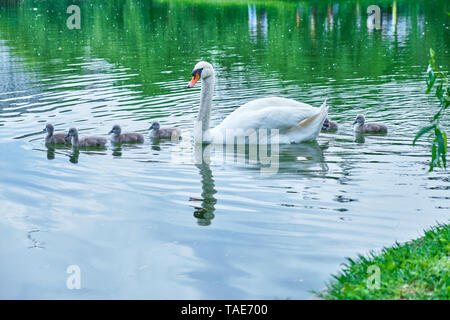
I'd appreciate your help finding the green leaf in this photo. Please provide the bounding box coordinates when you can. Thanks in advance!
[436,82,443,101]
[413,125,435,145]
[429,143,436,172]
[432,108,443,121]
[429,49,436,69]
[421,48,448,172]
[435,129,447,168]
[443,131,448,154]
[426,65,435,93]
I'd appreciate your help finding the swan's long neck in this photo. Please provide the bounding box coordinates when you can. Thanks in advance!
[197,76,214,135]
[72,134,79,146]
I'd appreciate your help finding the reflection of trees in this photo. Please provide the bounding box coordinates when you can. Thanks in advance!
[0,0,444,98]
[248,5,267,42]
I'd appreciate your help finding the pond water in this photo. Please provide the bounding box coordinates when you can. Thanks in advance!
[0,0,449,299]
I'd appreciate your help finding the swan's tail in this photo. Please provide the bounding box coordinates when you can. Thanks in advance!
[286,98,328,143]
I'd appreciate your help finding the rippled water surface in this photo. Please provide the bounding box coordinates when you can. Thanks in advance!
[0,0,449,299]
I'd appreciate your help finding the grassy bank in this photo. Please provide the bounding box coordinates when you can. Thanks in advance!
[318,224,450,300]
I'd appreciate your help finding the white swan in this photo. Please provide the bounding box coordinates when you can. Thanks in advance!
[187,61,328,144]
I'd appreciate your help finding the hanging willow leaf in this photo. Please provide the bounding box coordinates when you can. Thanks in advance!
[413,125,435,145]
[432,108,443,121]
[435,128,447,168]
[436,82,444,104]
[426,65,435,93]
[419,48,448,172]
[430,142,437,172]
[443,131,448,153]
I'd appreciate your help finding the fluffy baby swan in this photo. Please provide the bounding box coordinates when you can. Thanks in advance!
[353,115,387,133]
[65,128,107,147]
[149,121,181,139]
[43,124,71,144]
[321,118,338,131]
[109,125,144,143]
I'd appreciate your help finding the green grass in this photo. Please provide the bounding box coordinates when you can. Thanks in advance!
[317,224,450,300]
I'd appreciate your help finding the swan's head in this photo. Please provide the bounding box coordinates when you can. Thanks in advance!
[353,115,365,125]
[109,125,121,135]
[149,121,160,131]
[187,61,214,88]
[43,123,54,134]
[65,127,78,139]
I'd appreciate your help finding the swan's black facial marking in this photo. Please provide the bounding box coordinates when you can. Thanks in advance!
[353,115,365,125]
[188,68,204,88]
[149,121,160,131]
[191,68,203,77]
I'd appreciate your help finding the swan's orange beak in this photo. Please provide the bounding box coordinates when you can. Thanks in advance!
[187,73,200,88]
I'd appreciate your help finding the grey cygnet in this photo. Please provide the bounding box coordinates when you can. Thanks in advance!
[321,118,338,131]
[109,125,144,143]
[149,121,181,139]
[44,124,71,144]
[353,115,387,133]
[65,128,107,147]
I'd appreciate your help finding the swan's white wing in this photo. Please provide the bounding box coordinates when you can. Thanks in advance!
[213,97,319,132]
[214,106,314,132]
[209,97,328,144]
[234,97,317,113]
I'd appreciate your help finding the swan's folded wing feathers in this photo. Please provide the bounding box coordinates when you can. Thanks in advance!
[216,105,317,132]
[209,97,327,143]
[238,97,314,113]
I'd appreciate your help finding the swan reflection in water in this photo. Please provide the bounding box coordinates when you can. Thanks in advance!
[354,132,366,144]
[45,144,72,161]
[67,146,107,164]
[44,134,327,226]
[190,140,327,226]
[46,144,56,160]
[69,148,80,164]
[44,145,80,163]
[190,144,217,226]
[277,141,328,174]
[45,145,106,164]
[194,139,327,176]
[111,143,145,157]
[193,161,217,226]
[112,144,122,157]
